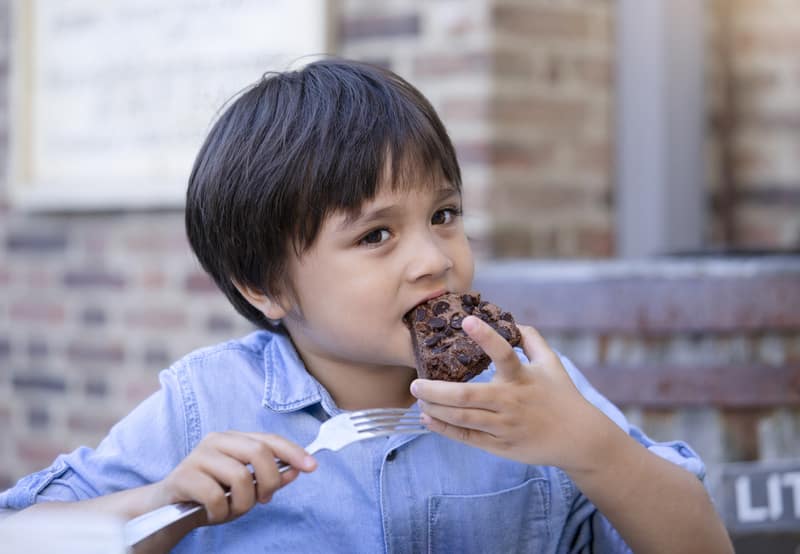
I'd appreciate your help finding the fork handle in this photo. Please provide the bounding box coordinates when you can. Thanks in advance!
[125,459,294,547]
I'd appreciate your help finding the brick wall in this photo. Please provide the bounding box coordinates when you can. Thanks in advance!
[708,0,800,251]
[0,207,256,483]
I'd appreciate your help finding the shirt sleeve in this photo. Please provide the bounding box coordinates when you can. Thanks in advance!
[554,353,707,553]
[0,367,192,510]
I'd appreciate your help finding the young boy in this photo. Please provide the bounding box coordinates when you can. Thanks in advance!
[2,59,732,553]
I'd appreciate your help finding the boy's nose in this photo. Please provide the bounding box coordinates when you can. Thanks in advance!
[406,233,453,281]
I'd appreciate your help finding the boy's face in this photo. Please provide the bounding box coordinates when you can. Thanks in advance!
[280,179,474,371]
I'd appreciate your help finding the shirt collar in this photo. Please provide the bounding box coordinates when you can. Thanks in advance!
[262,331,341,414]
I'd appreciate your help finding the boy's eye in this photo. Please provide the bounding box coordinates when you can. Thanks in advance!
[359,228,391,246]
[431,207,462,225]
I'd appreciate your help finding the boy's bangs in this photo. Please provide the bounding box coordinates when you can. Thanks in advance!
[293,126,460,254]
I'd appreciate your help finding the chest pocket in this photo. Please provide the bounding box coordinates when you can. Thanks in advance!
[427,477,551,553]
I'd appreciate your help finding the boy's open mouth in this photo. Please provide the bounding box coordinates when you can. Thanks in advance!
[407,290,448,317]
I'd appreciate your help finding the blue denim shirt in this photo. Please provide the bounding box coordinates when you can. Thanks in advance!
[1,331,705,553]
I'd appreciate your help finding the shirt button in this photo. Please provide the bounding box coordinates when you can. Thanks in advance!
[386,449,397,462]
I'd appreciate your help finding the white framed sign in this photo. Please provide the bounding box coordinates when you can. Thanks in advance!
[9,0,330,210]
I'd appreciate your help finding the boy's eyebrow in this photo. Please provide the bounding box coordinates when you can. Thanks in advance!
[338,206,398,231]
[337,186,460,231]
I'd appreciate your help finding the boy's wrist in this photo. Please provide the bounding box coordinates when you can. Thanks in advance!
[557,403,637,480]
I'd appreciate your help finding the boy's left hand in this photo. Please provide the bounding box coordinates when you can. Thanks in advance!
[410,315,604,472]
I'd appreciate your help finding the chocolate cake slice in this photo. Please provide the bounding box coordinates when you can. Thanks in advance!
[404,291,522,382]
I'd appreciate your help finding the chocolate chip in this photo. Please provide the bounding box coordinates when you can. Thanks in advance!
[429,317,446,330]
[431,344,451,354]
[432,301,450,315]
[415,308,427,321]
[424,334,442,347]
[450,316,463,329]
[457,353,471,365]
[500,312,513,322]
[461,294,475,306]
[444,327,455,337]
[498,327,512,341]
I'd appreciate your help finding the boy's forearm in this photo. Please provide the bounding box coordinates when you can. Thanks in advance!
[8,483,201,554]
[15,482,165,520]
[565,418,733,554]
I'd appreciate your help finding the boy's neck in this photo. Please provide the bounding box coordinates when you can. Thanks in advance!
[298,352,418,410]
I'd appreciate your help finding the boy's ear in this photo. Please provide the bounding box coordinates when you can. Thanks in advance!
[234,282,289,320]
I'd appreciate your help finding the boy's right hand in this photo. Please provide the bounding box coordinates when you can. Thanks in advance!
[155,431,317,524]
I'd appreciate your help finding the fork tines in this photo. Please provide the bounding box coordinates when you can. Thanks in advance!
[349,408,427,434]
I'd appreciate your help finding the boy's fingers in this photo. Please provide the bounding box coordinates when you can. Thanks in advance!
[518,325,558,367]
[199,452,256,516]
[462,315,521,381]
[418,402,500,434]
[411,379,498,410]
[189,472,229,524]
[423,414,499,452]
[225,431,317,473]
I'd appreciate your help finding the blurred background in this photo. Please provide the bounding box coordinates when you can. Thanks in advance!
[1,0,799,550]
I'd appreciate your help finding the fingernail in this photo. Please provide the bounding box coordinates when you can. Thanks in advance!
[462,315,479,332]
[303,455,316,470]
[410,381,420,396]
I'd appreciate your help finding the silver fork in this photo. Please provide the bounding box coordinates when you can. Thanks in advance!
[124,407,428,548]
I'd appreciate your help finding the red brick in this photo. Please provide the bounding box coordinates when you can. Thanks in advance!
[492,141,554,171]
[125,234,189,253]
[339,14,419,41]
[733,28,800,54]
[124,308,187,329]
[738,110,800,132]
[489,225,533,258]
[489,184,593,216]
[185,272,218,293]
[573,141,612,174]
[441,98,489,121]
[9,302,65,323]
[17,439,68,467]
[140,270,167,289]
[126,380,160,405]
[493,97,588,133]
[67,412,118,434]
[494,50,535,79]
[735,218,782,248]
[24,269,53,289]
[732,69,780,97]
[732,144,768,175]
[493,5,592,41]
[84,236,106,255]
[572,56,613,88]
[413,52,490,77]
[455,141,491,166]
[63,270,125,289]
[67,342,124,364]
[577,226,614,257]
